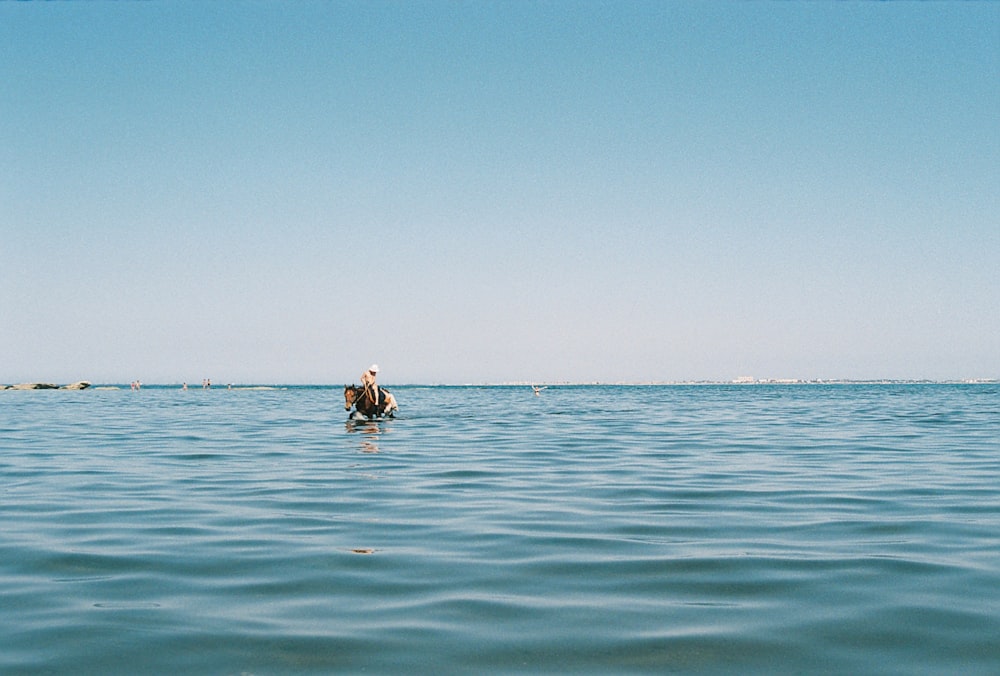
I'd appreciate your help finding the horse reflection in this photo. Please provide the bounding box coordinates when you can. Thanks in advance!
[345,419,384,453]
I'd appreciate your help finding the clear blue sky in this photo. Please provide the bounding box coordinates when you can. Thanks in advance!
[2,1,997,384]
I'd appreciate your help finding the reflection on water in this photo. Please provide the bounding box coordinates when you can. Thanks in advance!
[345,418,391,453]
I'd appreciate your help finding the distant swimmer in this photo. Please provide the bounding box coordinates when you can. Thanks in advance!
[532,385,547,396]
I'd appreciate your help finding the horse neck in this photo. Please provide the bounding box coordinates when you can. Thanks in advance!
[350,386,376,410]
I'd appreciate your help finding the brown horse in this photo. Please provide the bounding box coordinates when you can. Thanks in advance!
[344,384,397,419]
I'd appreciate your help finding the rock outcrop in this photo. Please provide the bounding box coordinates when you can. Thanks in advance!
[2,381,92,390]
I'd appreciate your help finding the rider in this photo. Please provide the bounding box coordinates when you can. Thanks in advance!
[361,364,380,409]
[361,364,399,416]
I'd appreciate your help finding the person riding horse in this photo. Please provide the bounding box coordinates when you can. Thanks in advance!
[345,364,398,419]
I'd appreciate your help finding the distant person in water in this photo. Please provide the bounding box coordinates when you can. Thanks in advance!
[361,364,398,415]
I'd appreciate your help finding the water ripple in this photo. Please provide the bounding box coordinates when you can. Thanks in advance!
[1,384,998,673]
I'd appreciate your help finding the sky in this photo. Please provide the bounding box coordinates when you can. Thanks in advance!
[2,1,998,385]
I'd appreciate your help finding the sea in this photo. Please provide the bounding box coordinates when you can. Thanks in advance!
[1,383,997,674]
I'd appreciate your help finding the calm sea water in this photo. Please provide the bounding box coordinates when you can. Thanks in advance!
[1,384,997,674]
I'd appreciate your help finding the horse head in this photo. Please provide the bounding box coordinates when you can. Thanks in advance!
[343,385,356,410]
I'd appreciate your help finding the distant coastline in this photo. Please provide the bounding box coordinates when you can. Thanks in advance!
[5,379,995,390]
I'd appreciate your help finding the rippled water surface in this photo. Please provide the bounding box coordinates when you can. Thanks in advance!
[2,384,998,674]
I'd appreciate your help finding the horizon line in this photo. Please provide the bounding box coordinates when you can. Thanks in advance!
[7,378,997,389]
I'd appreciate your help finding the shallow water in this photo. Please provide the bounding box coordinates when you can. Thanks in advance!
[1,384,998,674]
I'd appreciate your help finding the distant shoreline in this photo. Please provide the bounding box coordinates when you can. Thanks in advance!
[5,379,996,390]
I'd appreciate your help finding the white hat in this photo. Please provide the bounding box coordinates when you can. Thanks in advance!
[369,364,379,373]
